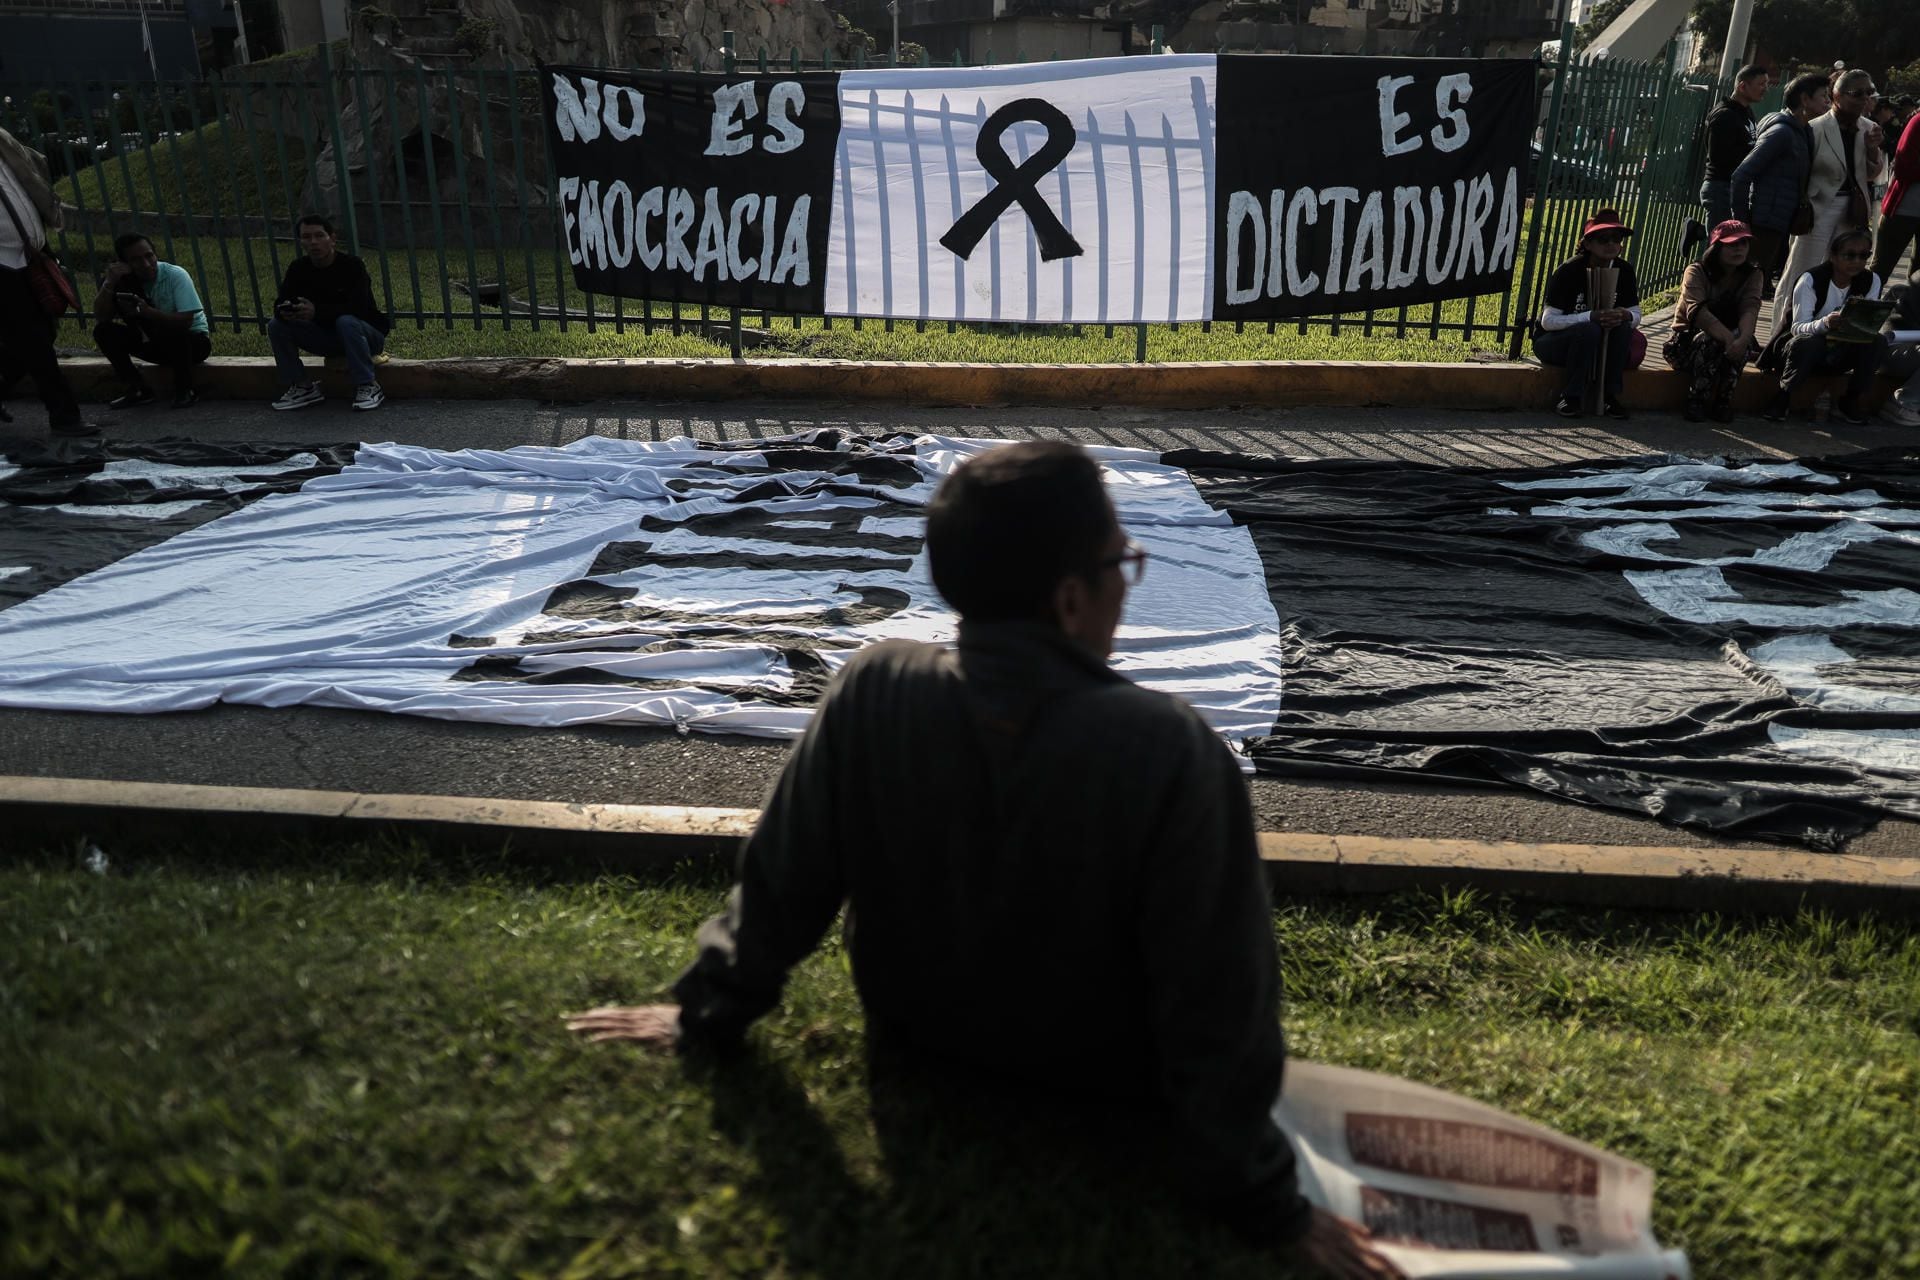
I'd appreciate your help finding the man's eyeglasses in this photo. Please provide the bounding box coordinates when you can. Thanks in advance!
[1094,541,1149,585]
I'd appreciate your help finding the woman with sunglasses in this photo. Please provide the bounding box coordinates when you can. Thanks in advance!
[1533,209,1642,419]
[1669,219,1763,422]
[1771,68,1885,335]
[1763,227,1890,424]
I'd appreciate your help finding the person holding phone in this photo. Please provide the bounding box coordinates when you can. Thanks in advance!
[90,231,211,410]
[267,214,391,412]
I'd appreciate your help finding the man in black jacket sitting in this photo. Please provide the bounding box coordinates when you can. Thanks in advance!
[566,441,1401,1280]
[267,215,392,413]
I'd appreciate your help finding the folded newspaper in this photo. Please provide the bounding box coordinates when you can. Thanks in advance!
[1278,1062,1690,1279]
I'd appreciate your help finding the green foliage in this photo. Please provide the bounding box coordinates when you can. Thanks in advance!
[454,16,499,56]
[1576,0,1634,51]
[54,120,310,220]
[1688,0,1920,79]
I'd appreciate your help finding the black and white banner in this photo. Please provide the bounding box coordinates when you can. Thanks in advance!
[542,55,1533,323]
[3,436,1917,848]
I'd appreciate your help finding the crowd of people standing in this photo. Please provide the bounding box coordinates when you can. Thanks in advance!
[1716,63,1918,426]
[1541,64,1920,427]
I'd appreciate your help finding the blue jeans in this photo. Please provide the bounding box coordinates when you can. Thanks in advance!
[268,315,386,387]
[1534,321,1629,402]
[1699,178,1731,232]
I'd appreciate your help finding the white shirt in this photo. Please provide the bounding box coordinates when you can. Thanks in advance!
[0,158,44,270]
[1789,269,1882,338]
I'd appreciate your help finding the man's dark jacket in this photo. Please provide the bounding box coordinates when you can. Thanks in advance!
[275,251,391,333]
[1731,110,1814,234]
[673,619,1310,1246]
[1703,96,1757,180]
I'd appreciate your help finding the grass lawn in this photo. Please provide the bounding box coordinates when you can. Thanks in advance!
[3,838,1915,1278]
[49,230,1505,364]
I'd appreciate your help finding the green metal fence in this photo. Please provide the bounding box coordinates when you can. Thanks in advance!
[3,27,1732,361]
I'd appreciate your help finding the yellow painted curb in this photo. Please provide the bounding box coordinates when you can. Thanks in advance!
[3,774,1912,912]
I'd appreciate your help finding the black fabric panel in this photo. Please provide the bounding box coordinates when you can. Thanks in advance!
[1211,56,1533,321]
[1176,447,1920,848]
[541,64,841,312]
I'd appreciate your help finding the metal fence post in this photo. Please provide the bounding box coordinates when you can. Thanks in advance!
[1509,22,1574,359]
[317,42,360,252]
[1628,41,1677,260]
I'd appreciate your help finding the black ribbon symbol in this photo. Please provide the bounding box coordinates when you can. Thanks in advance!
[940,98,1084,263]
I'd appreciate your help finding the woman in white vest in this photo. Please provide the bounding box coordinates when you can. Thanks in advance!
[1771,68,1885,335]
[1762,227,1889,424]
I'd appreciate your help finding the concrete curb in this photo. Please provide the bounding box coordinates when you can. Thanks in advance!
[54,354,1899,413]
[5,774,1913,914]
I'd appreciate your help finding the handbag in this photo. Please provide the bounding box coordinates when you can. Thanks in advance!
[0,177,79,318]
[1843,183,1869,230]
[1789,198,1815,235]
[1662,329,1690,370]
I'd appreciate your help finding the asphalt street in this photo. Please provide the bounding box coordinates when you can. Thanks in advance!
[2,394,1915,857]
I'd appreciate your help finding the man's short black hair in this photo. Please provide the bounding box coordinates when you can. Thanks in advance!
[297,214,335,236]
[113,232,152,260]
[1736,64,1769,84]
[1783,73,1829,110]
[926,441,1115,623]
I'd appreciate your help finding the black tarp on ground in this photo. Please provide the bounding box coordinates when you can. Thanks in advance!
[1177,447,1920,848]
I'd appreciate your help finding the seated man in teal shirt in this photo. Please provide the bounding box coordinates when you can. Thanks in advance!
[91,231,211,409]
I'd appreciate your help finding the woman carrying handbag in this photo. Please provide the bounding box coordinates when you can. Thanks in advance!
[0,126,91,437]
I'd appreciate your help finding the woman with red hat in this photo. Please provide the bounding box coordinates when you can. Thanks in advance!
[1532,208,1643,418]
[1667,219,1764,421]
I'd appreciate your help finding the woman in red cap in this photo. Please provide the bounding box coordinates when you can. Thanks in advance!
[1667,219,1764,421]
[1532,208,1643,418]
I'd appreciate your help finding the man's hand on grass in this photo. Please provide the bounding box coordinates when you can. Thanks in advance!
[565,1003,682,1048]
[1295,1207,1406,1280]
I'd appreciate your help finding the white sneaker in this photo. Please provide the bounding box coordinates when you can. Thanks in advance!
[352,382,385,412]
[1880,398,1920,427]
[272,382,323,411]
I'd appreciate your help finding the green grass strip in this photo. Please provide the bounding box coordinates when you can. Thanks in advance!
[4,840,1914,1278]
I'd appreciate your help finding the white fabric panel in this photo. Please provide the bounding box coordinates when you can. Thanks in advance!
[0,435,1283,746]
[826,56,1216,323]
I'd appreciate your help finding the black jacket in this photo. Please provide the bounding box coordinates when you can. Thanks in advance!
[673,620,1309,1247]
[1703,97,1757,181]
[276,252,391,333]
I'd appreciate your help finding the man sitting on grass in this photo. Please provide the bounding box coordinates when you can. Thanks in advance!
[267,214,391,413]
[92,232,211,410]
[568,441,1401,1280]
